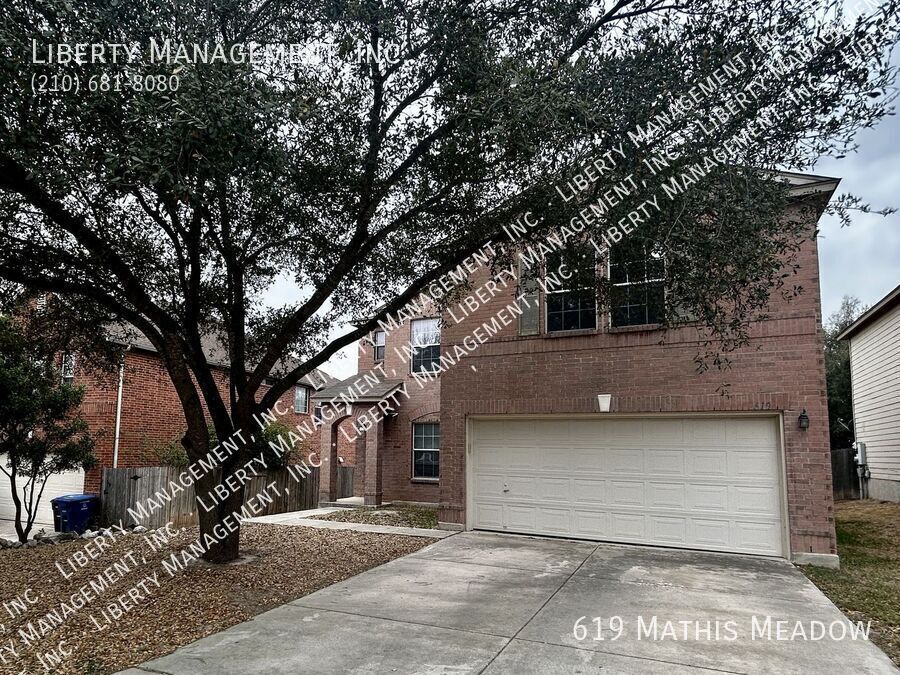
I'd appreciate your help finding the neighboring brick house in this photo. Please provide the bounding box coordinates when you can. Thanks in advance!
[76,330,334,494]
[316,172,840,567]
[11,334,335,522]
[0,327,334,525]
[314,311,441,506]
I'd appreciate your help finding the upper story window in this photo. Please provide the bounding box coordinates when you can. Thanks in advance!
[294,385,309,414]
[609,245,665,327]
[373,330,386,362]
[411,318,441,373]
[61,353,76,384]
[545,249,597,333]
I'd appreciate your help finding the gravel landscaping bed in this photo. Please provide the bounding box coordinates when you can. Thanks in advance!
[0,523,434,674]
[313,505,439,529]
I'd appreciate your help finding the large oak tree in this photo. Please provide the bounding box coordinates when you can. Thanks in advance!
[0,0,897,561]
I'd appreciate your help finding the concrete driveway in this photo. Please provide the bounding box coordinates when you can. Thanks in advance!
[124,532,897,674]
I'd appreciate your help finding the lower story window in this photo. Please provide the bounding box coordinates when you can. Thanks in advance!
[412,422,440,479]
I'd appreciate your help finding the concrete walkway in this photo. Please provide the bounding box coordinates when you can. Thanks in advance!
[122,533,897,674]
[247,508,456,539]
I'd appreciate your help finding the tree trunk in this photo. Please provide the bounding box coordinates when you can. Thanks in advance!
[192,468,244,563]
[182,406,253,564]
[7,468,31,543]
[181,421,244,564]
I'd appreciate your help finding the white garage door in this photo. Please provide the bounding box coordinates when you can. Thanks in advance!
[0,457,85,526]
[470,416,785,556]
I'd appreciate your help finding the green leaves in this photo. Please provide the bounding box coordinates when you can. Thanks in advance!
[0,314,97,538]
[0,0,897,412]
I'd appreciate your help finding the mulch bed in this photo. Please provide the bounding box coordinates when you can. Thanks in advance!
[0,523,434,674]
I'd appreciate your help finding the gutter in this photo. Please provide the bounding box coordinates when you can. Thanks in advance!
[112,346,130,468]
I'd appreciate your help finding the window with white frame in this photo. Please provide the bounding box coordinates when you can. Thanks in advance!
[313,405,323,423]
[294,385,309,413]
[609,244,665,327]
[373,329,386,362]
[61,353,76,384]
[410,318,440,373]
[545,247,598,332]
[412,422,440,479]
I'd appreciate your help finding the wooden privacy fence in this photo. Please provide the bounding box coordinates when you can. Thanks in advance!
[101,465,320,529]
[831,448,860,501]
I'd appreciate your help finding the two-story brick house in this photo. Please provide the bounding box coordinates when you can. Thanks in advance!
[317,172,840,567]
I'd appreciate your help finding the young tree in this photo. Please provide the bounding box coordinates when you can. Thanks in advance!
[0,0,897,561]
[0,315,97,542]
[824,295,865,449]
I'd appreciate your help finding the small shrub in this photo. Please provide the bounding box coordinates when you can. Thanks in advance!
[150,438,188,467]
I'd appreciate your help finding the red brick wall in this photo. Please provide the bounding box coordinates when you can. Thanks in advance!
[437,227,835,556]
[77,350,322,493]
[356,318,441,505]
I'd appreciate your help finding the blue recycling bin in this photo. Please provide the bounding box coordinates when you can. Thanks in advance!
[50,494,100,534]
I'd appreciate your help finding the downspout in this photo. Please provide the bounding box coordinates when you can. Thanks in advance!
[112,347,130,468]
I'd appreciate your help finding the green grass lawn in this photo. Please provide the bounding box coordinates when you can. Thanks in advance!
[802,500,900,666]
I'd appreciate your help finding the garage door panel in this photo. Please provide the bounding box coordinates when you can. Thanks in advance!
[648,482,686,509]
[569,449,604,471]
[647,449,685,475]
[536,507,571,534]
[650,516,688,545]
[692,518,732,548]
[501,449,541,472]
[733,521,781,552]
[473,473,505,498]
[505,476,536,499]
[731,450,778,479]
[610,512,646,539]
[473,449,506,471]
[643,419,685,444]
[470,417,785,557]
[603,420,644,444]
[727,419,778,447]
[537,477,571,501]
[688,484,729,512]
[684,419,728,445]
[473,502,503,529]
[607,448,644,473]
[731,486,780,515]
[573,478,606,504]
[573,510,608,535]
[609,480,644,506]
[506,505,536,530]
[539,447,580,472]
[687,450,728,477]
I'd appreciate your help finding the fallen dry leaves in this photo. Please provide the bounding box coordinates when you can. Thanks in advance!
[0,523,435,674]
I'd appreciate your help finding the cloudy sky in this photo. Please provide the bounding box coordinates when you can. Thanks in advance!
[814,110,900,323]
